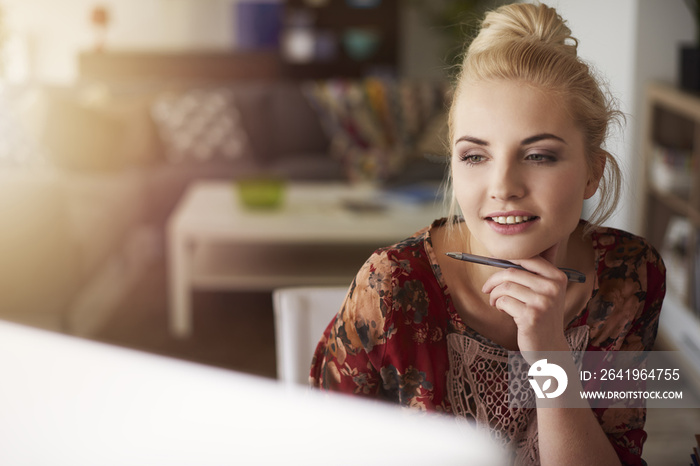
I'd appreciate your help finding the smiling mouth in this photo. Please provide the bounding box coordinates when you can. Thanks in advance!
[487,215,539,225]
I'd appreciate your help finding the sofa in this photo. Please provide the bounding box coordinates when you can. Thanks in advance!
[0,77,448,335]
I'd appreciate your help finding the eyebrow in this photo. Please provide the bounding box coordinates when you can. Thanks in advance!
[521,133,567,145]
[454,133,567,147]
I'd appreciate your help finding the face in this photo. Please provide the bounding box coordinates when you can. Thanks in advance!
[451,79,600,260]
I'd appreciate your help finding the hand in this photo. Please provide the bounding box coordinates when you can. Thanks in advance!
[481,244,570,355]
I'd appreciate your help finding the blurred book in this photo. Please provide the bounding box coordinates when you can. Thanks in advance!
[661,216,691,304]
[693,435,700,466]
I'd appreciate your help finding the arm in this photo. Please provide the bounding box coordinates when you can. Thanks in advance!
[310,253,391,397]
[592,249,666,464]
[536,254,664,466]
[483,241,665,465]
[483,253,621,465]
[534,345,623,466]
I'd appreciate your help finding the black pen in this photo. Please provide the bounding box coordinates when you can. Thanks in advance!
[445,252,586,283]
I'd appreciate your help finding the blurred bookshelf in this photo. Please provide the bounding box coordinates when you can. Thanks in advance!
[79,0,399,83]
[279,0,399,79]
[641,82,700,388]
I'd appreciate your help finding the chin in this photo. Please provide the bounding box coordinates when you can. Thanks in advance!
[483,241,549,260]
[490,249,539,261]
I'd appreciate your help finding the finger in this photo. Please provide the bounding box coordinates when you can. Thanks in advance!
[493,294,526,317]
[487,280,538,308]
[507,255,567,283]
[482,267,551,294]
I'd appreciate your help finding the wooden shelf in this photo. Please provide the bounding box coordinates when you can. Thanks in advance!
[648,82,700,122]
[78,2,400,82]
[79,50,283,82]
[648,186,700,228]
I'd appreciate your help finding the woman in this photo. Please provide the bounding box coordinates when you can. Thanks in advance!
[310,3,665,465]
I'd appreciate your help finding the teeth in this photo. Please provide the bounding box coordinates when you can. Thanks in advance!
[493,216,532,225]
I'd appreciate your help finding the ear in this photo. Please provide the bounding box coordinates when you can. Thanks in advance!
[584,151,606,200]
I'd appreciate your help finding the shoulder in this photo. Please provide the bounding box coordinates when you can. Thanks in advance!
[591,225,665,278]
[586,225,666,350]
[343,222,438,332]
[356,222,435,284]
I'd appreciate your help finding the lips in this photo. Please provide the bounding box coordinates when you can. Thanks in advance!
[484,211,539,234]
[489,215,536,225]
[485,211,539,225]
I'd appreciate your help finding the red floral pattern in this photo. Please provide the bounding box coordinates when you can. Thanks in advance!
[310,219,665,465]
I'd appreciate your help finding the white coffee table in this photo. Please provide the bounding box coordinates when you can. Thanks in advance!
[167,180,445,337]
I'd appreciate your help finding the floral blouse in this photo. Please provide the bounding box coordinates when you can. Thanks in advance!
[310,219,666,466]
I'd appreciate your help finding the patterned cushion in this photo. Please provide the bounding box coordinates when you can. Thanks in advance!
[303,78,448,182]
[303,78,447,155]
[151,88,251,163]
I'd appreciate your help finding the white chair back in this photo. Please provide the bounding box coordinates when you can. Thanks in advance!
[272,286,348,386]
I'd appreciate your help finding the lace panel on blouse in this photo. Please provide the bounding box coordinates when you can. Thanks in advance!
[446,325,590,466]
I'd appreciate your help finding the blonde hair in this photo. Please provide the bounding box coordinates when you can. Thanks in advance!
[445,2,622,234]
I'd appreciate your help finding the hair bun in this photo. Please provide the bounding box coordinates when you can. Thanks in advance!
[469,3,578,57]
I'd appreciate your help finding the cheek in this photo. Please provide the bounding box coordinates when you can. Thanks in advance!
[552,195,585,219]
[548,181,587,228]
[452,169,481,211]
[548,166,589,199]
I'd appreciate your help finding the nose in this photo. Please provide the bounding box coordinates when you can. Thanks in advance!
[489,159,526,201]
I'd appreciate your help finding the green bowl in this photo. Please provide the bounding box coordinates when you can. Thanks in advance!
[236,178,286,209]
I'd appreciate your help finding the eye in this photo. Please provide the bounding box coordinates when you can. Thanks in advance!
[458,153,487,165]
[525,152,557,164]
